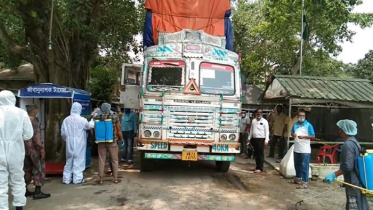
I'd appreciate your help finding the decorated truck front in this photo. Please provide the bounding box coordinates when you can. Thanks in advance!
[137,29,242,172]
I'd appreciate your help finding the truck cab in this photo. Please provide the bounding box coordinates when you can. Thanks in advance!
[121,29,242,172]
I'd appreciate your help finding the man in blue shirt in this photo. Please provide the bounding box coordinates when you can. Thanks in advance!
[290,110,315,189]
[121,108,137,167]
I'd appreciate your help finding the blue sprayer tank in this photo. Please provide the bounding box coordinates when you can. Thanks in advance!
[94,119,114,143]
[357,149,373,190]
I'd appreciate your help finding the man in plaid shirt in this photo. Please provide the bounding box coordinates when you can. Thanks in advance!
[92,103,123,184]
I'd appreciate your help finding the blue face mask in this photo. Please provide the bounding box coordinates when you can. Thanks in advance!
[124,109,130,114]
[256,116,262,120]
[35,113,40,121]
[298,118,305,123]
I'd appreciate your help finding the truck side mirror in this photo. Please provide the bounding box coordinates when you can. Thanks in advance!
[241,74,247,91]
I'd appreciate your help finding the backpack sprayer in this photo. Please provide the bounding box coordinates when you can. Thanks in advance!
[295,148,373,209]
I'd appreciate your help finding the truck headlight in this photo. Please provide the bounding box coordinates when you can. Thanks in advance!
[153,131,160,138]
[221,134,227,140]
[144,130,151,137]
[229,134,236,141]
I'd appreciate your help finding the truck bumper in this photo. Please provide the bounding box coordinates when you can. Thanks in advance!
[144,152,235,162]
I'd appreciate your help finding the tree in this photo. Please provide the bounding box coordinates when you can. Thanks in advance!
[233,0,373,86]
[0,1,142,161]
[89,65,118,102]
[348,50,373,80]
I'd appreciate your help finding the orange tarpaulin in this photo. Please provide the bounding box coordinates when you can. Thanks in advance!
[145,0,231,45]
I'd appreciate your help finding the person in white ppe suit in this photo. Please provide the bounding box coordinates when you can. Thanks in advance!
[0,90,33,210]
[61,102,92,184]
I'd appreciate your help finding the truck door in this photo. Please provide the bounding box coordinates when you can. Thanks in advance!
[120,63,143,110]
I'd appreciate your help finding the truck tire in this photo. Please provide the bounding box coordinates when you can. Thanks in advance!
[216,161,230,172]
[140,151,153,172]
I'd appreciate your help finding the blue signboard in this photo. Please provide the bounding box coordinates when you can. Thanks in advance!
[18,84,74,98]
[72,95,91,116]
[18,83,92,115]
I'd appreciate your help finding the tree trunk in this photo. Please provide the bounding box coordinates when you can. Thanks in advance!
[0,1,99,161]
[27,32,91,162]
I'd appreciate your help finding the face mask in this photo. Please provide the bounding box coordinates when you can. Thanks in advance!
[257,116,262,120]
[242,114,246,118]
[124,109,130,114]
[298,118,305,123]
[35,113,40,121]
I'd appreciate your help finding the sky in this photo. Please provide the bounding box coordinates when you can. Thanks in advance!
[128,0,373,65]
[337,0,373,64]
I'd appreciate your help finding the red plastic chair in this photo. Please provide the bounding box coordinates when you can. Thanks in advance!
[316,144,339,164]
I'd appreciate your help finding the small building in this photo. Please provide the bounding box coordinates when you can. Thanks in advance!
[242,84,274,119]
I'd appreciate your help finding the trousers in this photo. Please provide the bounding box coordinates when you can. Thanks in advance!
[121,130,134,161]
[269,135,286,158]
[24,155,44,187]
[251,138,265,171]
[98,142,118,177]
[294,152,310,184]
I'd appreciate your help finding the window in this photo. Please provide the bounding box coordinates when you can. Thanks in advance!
[199,63,235,95]
[147,61,185,91]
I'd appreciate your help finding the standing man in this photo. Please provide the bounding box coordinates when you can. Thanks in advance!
[324,120,370,210]
[92,103,123,184]
[291,110,315,189]
[240,111,251,157]
[24,105,50,200]
[268,105,287,159]
[248,109,269,173]
[0,90,33,210]
[121,108,138,167]
[61,102,92,184]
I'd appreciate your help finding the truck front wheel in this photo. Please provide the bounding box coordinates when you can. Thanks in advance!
[216,161,231,172]
[140,151,153,172]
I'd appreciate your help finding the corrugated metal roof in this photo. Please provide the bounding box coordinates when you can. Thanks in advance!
[272,75,373,103]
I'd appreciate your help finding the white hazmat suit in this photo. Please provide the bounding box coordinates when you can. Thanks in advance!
[0,90,33,210]
[61,102,92,184]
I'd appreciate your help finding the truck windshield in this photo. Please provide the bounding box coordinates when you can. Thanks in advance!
[147,61,185,91]
[199,63,235,95]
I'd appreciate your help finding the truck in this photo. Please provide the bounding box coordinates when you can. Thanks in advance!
[120,0,243,172]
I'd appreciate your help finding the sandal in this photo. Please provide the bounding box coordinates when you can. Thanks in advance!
[114,179,121,184]
[254,170,262,173]
[96,177,104,185]
[296,184,308,189]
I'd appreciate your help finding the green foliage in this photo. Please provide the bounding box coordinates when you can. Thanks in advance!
[348,50,373,80]
[89,65,118,102]
[233,0,373,86]
[0,0,142,83]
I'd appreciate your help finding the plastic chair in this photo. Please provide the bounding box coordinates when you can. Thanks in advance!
[316,144,339,164]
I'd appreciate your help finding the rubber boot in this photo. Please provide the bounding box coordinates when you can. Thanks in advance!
[33,186,51,200]
[25,187,34,197]
[16,207,23,210]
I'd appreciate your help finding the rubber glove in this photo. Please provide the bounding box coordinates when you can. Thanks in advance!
[119,140,125,149]
[324,173,336,184]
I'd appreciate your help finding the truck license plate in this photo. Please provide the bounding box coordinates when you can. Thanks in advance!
[182,151,198,161]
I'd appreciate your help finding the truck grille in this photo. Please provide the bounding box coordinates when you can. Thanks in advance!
[168,106,215,140]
